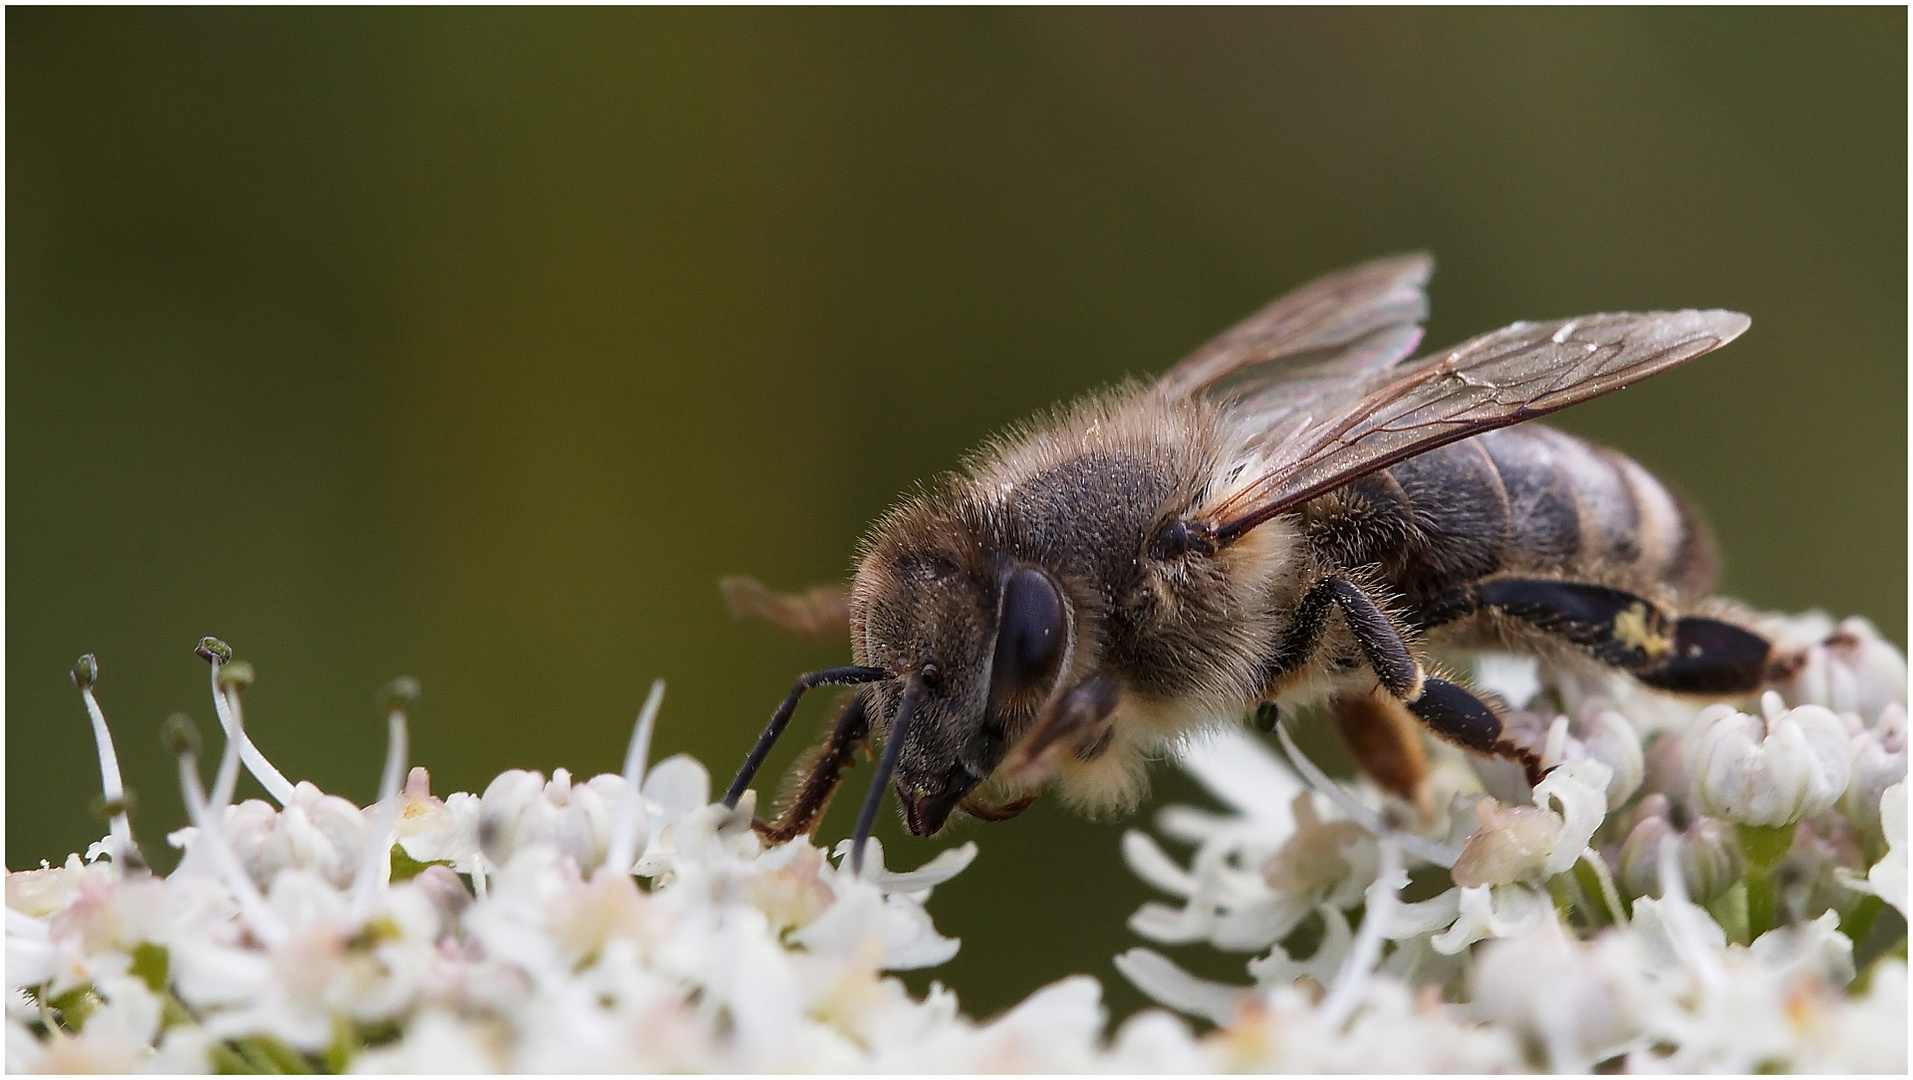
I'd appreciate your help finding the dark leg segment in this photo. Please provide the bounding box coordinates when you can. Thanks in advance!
[1325,579,1422,698]
[1265,578,1336,681]
[1406,677,1501,753]
[1268,575,1538,784]
[1430,578,1771,695]
[755,690,872,844]
[1635,617,1772,694]
[724,665,887,809]
[1472,579,1676,668]
[1009,672,1123,771]
[1407,677,1543,785]
[1270,576,1421,698]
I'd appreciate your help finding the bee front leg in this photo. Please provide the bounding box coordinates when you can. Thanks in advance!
[756,690,872,844]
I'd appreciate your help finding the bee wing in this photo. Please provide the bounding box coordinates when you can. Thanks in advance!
[1152,253,1434,413]
[1198,309,1751,542]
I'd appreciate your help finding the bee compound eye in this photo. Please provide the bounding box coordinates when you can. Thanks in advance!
[991,567,1066,700]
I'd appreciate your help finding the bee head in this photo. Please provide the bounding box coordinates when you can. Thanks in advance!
[851,533,1074,840]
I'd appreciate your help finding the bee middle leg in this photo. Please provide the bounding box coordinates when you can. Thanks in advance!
[1269,575,1545,785]
[1422,578,1773,695]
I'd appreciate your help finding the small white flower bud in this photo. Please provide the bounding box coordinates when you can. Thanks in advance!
[1766,614,1906,720]
[1868,781,1905,916]
[1639,729,1689,805]
[223,783,371,890]
[1575,709,1645,810]
[1617,811,1742,905]
[1616,814,1672,898]
[1843,703,1907,851]
[1680,817,1743,904]
[477,768,621,870]
[1824,617,1907,718]
[1685,693,1851,827]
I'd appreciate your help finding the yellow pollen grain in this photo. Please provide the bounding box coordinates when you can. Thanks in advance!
[1613,601,1673,660]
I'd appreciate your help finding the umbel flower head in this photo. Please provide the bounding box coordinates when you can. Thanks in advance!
[1115,612,1906,1072]
[7,613,1910,1073]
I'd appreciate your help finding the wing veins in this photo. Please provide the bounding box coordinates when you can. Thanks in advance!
[1202,310,1749,543]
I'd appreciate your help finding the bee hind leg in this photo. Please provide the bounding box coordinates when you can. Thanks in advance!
[1429,578,1773,696]
[1634,616,1773,694]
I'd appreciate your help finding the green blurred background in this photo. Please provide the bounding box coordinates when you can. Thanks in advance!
[9,9,1904,1021]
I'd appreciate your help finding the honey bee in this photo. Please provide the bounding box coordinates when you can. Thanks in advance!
[722,254,1775,870]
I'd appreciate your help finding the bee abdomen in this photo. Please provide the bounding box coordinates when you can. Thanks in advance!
[1306,439,1509,602]
[1305,424,1715,608]
[1477,425,1714,598]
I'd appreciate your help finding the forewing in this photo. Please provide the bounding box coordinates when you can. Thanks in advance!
[1200,309,1751,541]
[1153,253,1433,406]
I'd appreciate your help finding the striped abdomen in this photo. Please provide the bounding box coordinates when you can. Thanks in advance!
[1301,424,1717,613]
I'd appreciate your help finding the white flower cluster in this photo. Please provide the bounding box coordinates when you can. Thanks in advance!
[6,653,1120,1072]
[7,614,1908,1073]
[1118,612,1908,1072]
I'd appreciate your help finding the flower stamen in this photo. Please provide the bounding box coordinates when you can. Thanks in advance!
[71,654,142,869]
[164,713,288,946]
[351,677,417,917]
[197,637,296,805]
[1274,719,1460,868]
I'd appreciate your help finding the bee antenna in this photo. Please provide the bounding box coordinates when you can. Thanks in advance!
[723,664,888,808]
[850,669,929,875]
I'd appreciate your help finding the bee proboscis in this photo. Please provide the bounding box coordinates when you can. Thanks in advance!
[721,254,1776,871]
